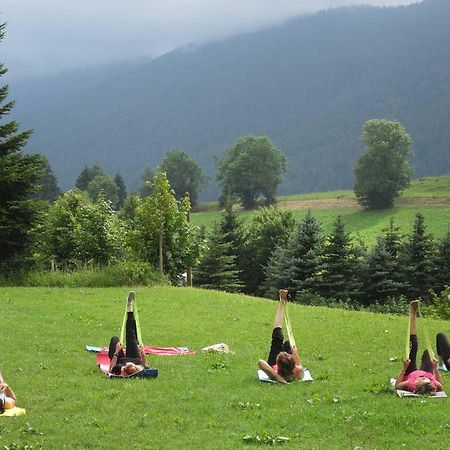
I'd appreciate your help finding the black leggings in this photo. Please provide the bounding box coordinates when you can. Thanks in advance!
[436,332,450,370]
[405,335,433,375]
[267,327,292,366]
[108,311,141,360]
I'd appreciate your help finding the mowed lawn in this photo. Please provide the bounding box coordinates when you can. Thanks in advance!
[1,287,449,449]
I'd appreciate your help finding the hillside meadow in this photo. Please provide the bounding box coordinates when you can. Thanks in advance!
[1,286,449,449]
[191,176,450,247]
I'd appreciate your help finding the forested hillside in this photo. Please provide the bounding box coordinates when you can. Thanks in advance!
[11,0,450,198]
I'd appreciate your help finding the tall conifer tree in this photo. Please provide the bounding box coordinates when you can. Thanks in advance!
[403,213,435,298]
[0,23,45,267]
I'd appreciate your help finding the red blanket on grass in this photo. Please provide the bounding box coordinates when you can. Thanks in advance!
[88,345,196,357]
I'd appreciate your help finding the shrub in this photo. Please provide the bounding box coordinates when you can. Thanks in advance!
[421,287,450,320]
[19,261,168,287]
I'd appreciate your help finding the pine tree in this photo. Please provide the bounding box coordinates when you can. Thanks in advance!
[402,213,435,298]
[431,231,450,294]
[383,217,403,258]
[288,212,324,294]
[262,211,323,298]
[114,173,127,209]
[34,157,61,202]
[218,202,246,279]
[317,216,362,301]
[195,223,243,292]
[75,164,106,190]
[0,23,45,267]
[261,245,292,299]
[364,237,407,304]
[242,206,295,295]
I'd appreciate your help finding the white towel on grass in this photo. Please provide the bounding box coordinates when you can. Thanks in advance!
[258,368,313,383]
[390,378,447,398]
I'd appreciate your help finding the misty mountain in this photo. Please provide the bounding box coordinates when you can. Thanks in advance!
[9,0,450,199]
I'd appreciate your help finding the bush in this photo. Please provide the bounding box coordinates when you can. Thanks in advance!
[16,261,168,287]
[294,290,412,316]
[421,287,450,320]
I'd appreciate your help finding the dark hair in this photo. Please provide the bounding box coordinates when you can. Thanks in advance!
[0,392,6,414]
[414,381,436,396]
[276,352,296,380]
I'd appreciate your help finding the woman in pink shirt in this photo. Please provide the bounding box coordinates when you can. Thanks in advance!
[258,289,303,384]
[395,300,443,395]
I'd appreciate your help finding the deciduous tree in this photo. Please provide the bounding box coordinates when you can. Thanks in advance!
[354,119,413,209]
[217,136,287,209]
[159,149,208,206]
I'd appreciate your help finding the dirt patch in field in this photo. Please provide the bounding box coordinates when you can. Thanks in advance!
[275,197,450,211]
[230,197,450,211]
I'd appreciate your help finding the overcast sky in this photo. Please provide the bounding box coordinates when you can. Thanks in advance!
[1,0,417,79]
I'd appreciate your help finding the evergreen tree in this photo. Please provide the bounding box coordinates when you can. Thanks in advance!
[0,23,45,267]
[75,164,106,190]
[317,216,362,300]
[218,202,246,280]
[114,173,127,209]
[402,213,435,298]
[383,217,403,258]
[34,157,61,202]
[195,223,243,293]
[363,237,407,304]
[433,231,450,293]
[242,207,295,295]
[262,211,323,299]
[261,245,292,298]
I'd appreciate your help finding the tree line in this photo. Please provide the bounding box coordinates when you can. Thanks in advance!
[3,19,446,307]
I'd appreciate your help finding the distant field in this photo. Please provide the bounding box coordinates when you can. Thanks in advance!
[1,286,449,449]
[192,175,450,245]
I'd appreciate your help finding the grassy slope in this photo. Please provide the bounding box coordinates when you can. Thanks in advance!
[1,287,449,449]
[192,175,450,246]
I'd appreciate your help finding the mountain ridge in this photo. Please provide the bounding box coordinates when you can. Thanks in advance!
[10,0,450,199]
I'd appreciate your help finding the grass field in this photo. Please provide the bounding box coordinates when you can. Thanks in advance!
[1,287,449,449]
[191,175,450,246]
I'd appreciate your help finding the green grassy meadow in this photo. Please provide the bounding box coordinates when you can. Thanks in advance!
[191,175,450,246]
[1,287,449,449]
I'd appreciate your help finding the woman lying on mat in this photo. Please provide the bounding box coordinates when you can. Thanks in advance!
[395,300,443,395]
[258,289,302,384]
[436,332,450,370]
[109,291,148,376]
[0,372,16,413]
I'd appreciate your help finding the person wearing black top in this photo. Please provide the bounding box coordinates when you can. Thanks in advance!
[108,291,148,376]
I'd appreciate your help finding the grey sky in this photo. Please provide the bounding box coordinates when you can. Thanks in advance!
[1,0,417,79]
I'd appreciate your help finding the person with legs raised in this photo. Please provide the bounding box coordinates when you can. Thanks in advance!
[258,289,302,384]
[108,291,148,376]
[395,300,443,395]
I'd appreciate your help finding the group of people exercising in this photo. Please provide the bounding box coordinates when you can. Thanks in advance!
[1,290,449,413]
[259,292,449,395]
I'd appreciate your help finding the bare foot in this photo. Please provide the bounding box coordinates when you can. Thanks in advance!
[279,289,288,303]
[410,299,419,311]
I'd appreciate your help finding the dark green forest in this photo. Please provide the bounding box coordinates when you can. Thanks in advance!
[10,0,450,199]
